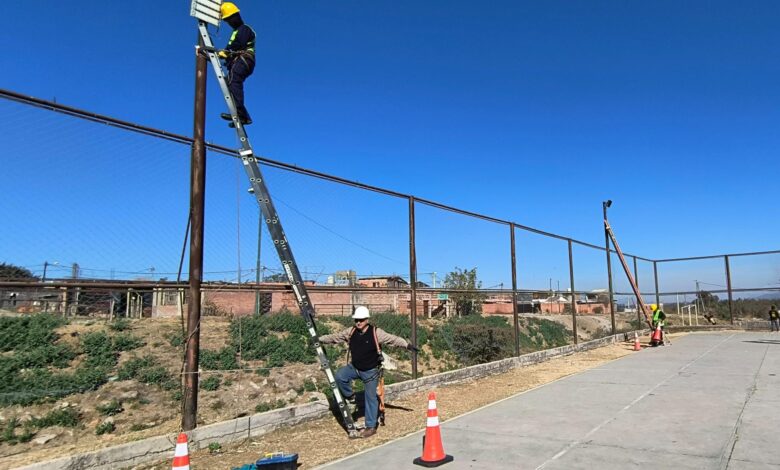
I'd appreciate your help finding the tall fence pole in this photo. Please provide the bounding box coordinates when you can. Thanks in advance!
[653,261,660,307]
[510,223,520,355]
[568,240,578,345]
[408,196,418,379]
[183,41,207,432]
[633,256,641,326]
[724,255,734,324]
[603,204,616,334]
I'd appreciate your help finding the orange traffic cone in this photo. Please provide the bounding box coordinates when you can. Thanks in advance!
[413,391,453,467]
[172,432,190,470]
[633,332,641,351]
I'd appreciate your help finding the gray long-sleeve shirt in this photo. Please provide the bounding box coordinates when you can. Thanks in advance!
[320,325,409,349]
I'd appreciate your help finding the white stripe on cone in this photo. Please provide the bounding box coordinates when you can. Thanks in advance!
[427,416,440,427]
[174,442,188,456]
[428,400,437,410]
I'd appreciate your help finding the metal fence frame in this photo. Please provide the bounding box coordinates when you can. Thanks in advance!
[2,86,779,367]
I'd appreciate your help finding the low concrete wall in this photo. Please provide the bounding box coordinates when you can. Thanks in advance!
[16,331,636,470]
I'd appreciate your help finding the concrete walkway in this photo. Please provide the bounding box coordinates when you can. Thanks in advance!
[317,332,780,469]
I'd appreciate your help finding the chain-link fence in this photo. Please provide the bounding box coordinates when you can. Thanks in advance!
[1,88,778,439]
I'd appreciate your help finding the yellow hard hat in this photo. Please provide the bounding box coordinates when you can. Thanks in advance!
[221,2,240,19]
[650,304,658,311]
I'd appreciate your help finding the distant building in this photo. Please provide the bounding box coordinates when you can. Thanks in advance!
[356,275,409,289]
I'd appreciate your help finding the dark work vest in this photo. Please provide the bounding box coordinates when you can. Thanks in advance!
[349,325,381,371]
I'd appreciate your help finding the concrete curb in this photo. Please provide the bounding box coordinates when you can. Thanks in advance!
[15,330,636,470]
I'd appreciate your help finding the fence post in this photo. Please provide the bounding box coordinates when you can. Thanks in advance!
[603,203,616,334]
[724,255,734,325]
[408,196,418,379]
[510,223,520,356]
[633,256,641,327]
[653,261,660,308]
[568,240,578,345]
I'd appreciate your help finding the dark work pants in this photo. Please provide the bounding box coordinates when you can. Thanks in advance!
[227,55,255,122]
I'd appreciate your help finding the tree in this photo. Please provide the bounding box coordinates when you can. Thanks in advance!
[443,267,486,316]
[263,272,288,283]
[695,291,720,309]
[0,263,36,281]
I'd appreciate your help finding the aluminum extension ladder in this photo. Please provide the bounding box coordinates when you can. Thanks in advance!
[196,20,361,438]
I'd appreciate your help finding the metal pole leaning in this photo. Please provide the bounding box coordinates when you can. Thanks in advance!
[604,221,653,327]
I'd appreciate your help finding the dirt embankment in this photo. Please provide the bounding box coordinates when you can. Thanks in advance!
[137,337,653,469]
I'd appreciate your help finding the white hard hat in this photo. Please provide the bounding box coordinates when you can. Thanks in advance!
[352,306,370,320]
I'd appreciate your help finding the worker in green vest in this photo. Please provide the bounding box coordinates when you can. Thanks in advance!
[651,304,666,346]
[218,2,256,127]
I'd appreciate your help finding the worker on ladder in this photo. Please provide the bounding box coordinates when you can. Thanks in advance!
[218,2,255,127]
[650,304,666,346]
[319,306,417,438]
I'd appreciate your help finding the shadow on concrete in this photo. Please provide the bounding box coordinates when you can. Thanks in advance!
[743,339,780,345]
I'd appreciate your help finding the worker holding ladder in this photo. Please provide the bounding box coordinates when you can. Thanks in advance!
[320,306,418,438]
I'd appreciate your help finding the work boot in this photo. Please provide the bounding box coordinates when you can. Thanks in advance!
[361,427,377,438]
[228,117,252,128]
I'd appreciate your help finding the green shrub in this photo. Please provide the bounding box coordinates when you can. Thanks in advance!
[117,355,176,390]
[267,335,315,367]
[200,347,238,371]
[208,442,222,453]
[534,318,569,348]
[118,355,156,381]
[230,312,331,365]
[33,406,81,428]
[95,421,115,435]
[0,364,109,407]
[201,376,221,391]
[0,314,67,352]
[81,331,118,368]
[0,344,76,376]
[96,400,124,416]
[0,418,35,445]
[165,330,185,348]
[108,318,131,331]
[255,402,271,413]
[430,316,514,366]
[113,333,145,351]
[137,366,176,390]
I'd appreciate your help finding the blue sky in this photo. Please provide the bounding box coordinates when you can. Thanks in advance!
[1,1,779,294]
